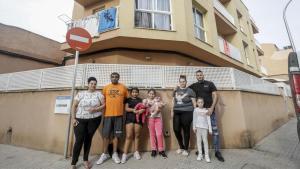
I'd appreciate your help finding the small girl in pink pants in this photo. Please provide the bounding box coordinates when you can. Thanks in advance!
[146,89,167,158]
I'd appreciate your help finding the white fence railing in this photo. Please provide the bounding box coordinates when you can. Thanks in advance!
[0,64,281,95]
[213,0,235,25]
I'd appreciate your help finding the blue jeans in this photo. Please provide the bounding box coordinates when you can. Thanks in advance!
[211,112,220,152]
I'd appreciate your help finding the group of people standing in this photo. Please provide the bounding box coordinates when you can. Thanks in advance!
[70,70,224,169]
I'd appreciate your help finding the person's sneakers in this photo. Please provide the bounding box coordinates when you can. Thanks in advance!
[151,150,157,157]
[121,153,127,164]
[159,151,168,159]
[176,149,183,154]
[215,151,225,162]
[112,152,121,164]
[195,149,205,155]
[205,155,211,163]
[182,150,189,156]
[96,153,110,165]
[197,155,203,161]
[134,151,141,160]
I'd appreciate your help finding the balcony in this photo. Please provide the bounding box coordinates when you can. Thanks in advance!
[218,36,242,62]
[75,0,99,7]
[250,16,259,34]
[220,0,231,3]
[62,7,120,53]
[213,0,237,35]
[255,39,264,56]
[61,2,259,76]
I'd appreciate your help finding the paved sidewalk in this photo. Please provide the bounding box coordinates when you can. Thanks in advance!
[1,119,299,169]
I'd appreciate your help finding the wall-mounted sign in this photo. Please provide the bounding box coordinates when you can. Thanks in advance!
[54,96,71,114]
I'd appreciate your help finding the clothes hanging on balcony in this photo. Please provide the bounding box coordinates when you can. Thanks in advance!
[223,39,231,56]
[84,16,99,37]
[98,7,117,33]
[68,15,99,37]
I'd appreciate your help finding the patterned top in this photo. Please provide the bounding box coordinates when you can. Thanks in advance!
[75,91,104,119]
[147,98,164,118]
[193,108,212,133]
[173,87,196,112]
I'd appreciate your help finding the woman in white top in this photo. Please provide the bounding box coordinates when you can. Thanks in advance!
[71,77,105,169]
[193,97,212,163]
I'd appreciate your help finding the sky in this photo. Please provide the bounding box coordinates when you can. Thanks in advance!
[0,0,73,43]
[0,0,299,51]
[243,0,300,50]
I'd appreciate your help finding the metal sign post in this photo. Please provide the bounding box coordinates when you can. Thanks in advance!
[63,27,92,158]
[64,50,79,158]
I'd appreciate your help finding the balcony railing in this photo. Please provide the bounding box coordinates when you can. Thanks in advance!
[0,64,280,95]
[75,0,99,7]
[255,38,262,50]
[218,36,242,62]
[250,15,259,33]
[213,0,235,25]
[67,7,119,38]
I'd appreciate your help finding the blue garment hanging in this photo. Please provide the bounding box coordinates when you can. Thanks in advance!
[98,7,117,33]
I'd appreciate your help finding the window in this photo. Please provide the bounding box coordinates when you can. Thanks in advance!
[237,10,245,33]
[243,41,251,65]
[193,7,206,41]
[135,0,172,30]
[93,6,105,14]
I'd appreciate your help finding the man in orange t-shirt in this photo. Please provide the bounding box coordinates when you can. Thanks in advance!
[97,72,128,165]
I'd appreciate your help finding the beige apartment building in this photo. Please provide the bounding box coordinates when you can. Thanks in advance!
[62,0,263,76]
[259,43,291,82]
[1,0,295,155]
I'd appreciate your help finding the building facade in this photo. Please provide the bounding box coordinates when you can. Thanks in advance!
[62,0,263,76]
[1,0,295,155]
[0,23,65,74]
[259,43,291,82]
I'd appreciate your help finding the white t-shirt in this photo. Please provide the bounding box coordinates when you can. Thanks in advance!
[193,108,212,132]
[75,91,104,119]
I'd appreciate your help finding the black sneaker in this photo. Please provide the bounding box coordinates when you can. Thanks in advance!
[151,150,157,157]
[215,151,225,162]
[159,151,168,159]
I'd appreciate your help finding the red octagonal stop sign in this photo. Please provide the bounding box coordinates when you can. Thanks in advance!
[66,28,92,52]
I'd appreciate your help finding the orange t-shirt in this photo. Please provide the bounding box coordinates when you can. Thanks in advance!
[103,83,128,117]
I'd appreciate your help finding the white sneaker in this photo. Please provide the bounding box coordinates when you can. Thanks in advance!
[197,155,203,161]
[134,151,141,160]
[176,149,183,154]
[182,150,189,156]
[121,153,127,164]
[205,155,211,163]
[96,153,110,165]
[112,152,121,164]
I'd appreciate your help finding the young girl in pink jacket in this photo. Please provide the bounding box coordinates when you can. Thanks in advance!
[146,89,167,158]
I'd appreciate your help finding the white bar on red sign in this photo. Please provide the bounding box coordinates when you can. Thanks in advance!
[70,34,89,43]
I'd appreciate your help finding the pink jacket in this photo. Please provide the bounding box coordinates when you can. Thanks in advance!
[134,103,149,124]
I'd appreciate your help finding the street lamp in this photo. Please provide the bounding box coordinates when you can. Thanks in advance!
[283,0,297,52]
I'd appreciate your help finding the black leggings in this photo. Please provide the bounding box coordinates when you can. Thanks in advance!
[173,110,193,150]
[71,116,101,165]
